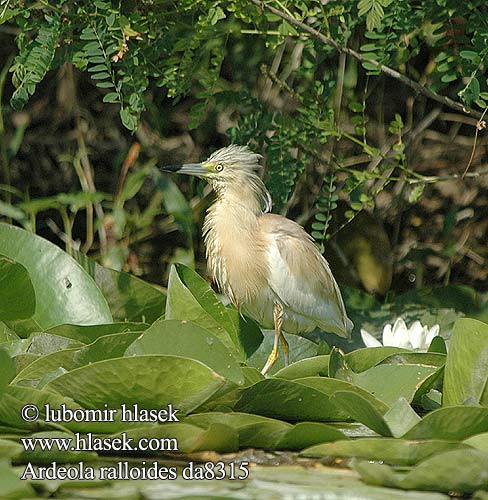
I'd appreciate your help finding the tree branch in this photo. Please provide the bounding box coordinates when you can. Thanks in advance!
[251,0,483,119]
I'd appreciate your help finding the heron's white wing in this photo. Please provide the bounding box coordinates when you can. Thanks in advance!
[259,214,353,337]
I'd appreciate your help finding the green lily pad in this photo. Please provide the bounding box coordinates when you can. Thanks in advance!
[303,438,469,465]
[403,406,488,440]
[73,331,141,366]
[443,318,488,406]
[184,411,346,450]
[11,348,78,386]
[296,376,390,414]
[464,432,488,451]
[45,355,226,414]
[74,251,166,324]
[331,391,392,436]
[345,347,410,372]
[166,264,260,361]
[24,332,84,356]
[125,319,244,385]
[380,352,446,368]
[235,378,347,421]
[274,421,347,450]
[274,355,330,379]
[383,397,421,438]
[334,363,438,406]
[0,349,15,393]
[0,256,35,321]
[354,449,488,494]
[46,322,147,344]
[0,459,35,499]
[0,223,112,330]
[0,439,23,459]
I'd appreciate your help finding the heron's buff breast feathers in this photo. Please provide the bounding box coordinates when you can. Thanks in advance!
[203,196,269,307]
[203,193,352,336]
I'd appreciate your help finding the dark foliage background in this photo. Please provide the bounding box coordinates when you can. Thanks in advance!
[1,0,487,299]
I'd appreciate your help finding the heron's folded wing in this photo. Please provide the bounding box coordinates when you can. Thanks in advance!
[260,214,353,337]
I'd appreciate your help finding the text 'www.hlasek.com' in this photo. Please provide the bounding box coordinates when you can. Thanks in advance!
[19,403,249,481]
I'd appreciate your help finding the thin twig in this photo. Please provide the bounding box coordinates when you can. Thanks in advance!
[251,0,483,119]
[462,107,488,178]
[115,142,141,204]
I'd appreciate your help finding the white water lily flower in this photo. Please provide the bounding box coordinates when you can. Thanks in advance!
[361,318,440,351]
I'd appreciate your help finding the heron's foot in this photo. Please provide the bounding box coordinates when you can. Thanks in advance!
[261,346,279,375]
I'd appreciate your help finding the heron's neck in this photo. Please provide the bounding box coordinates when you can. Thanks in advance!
[203,182,269,305]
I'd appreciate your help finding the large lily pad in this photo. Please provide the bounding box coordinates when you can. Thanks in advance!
[303,438,469,465]
[165,264,262,361]
[45,355,226,414]
[74,251,166,323]
[0,256,35,321]
[125,318,244,385]
[274,355,330,379]
[46,322,147,344]
[443,318,488,406]
[355,449,488,494]
[184,411,346,450]
[335,363,438,406]
[403,406,488,440]
[235,378,348,421]
[0,223,112,330]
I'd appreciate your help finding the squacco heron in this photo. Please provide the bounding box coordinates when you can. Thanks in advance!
[162,145,353,374]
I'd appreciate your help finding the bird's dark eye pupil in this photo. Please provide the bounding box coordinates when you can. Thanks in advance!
[216,164,223,171]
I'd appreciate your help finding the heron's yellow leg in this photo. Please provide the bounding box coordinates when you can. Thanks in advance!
[261,303,284,375]
[280,334,289,366]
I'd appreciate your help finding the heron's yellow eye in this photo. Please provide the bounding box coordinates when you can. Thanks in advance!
[215,163,224,172]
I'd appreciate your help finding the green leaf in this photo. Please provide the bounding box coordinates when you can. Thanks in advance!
[345,347,410,372]
[335,363,438,406]
[403,406,488,440]
[45,355,226,415]
[443,318,488,406]
[383,397,421,438]
[166,264,262,361]
[274,355,330,379]
[185,411,346,450]
[354,449,488,494]
[0,349,15,393]
[126,318,244,385]
[235,378,347,421]
[331,391,392,436]
[74,251,166,324]
[0,460,35,498]
[0,223,112,331]
[12,348,78,386]
[74,331,141,366]
[45,322,147,344]
[303,438,468,465]
[0,256,35,321]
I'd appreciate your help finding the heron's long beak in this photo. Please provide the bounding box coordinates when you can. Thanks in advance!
[160,163,208,177]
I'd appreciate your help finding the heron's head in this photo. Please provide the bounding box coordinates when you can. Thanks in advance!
[161,144,272,211]
[161,144,262,183]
